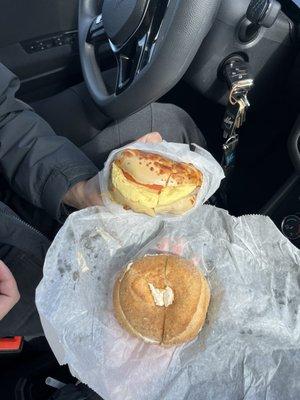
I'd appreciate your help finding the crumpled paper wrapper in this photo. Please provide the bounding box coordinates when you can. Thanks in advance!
[99,141,225,219]
[36,205,300,400]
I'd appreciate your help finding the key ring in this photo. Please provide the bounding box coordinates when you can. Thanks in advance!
[224,134,239,148]
[229,79,254,105]
[229,88,238,105]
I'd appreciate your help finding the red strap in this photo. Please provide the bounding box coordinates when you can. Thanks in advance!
[0,336,23,352]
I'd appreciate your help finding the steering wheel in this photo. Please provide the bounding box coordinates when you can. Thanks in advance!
[79,0,220,119]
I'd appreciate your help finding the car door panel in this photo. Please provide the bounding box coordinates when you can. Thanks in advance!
[0,0,81,100]
[0,0,79,47]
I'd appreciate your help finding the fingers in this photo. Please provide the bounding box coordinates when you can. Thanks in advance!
[63,175,103,209]
[136,132,162,144]
[156,238,186,256]
[84,175,103,207]
[0,260,20,320]
[156,238,200,266]
[0,260,17,295]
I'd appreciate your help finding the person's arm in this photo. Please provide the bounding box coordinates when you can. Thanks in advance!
[0,63,99,221]
[0,261,20,321]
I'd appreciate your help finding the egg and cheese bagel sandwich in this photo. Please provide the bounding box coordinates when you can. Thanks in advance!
[109,149,203,216]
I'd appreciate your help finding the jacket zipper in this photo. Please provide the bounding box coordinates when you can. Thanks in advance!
[0,207,51,246]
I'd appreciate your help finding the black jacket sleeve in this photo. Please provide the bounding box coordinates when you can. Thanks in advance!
[0,63,98,221]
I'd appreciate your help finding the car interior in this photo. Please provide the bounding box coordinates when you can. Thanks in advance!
[0,0,299,398]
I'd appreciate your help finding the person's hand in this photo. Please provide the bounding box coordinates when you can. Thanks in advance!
[156,237,200,266]
[136,132,162,144]
[63,132,163,210]
[0,260,20,320]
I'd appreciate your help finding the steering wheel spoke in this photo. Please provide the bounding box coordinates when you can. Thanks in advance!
[111,0,169,93]
[86,14,106,44]
[112,34,148,93]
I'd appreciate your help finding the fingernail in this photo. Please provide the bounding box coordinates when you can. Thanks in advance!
[147,132,162,143]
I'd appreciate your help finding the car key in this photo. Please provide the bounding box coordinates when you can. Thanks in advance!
[224,58,250,89]
[236,96,247,128]
[222,101,241,139]
[240,93,251,127]
[222,135,239,169]
[221,56,254,173]
[223,88,250,137]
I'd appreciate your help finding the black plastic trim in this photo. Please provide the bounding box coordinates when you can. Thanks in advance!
[21,31,78,54]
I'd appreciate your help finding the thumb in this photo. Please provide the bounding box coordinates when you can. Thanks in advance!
[0,260,20,320]
[136,132,163,144]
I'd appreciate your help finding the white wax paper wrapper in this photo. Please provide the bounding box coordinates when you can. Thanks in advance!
[99,141,225,218]
[36,205,300,400]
